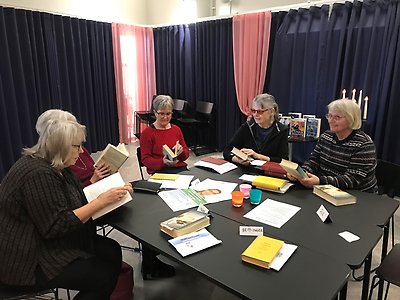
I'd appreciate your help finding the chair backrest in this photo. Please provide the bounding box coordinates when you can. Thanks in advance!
[173,99,188,120]
[195,101,214,122]
[136,147,144,180]
[376,159,400,198]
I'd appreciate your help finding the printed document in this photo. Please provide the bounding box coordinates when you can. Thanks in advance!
[191,179,237,203]
[158,189,207,212]
[244,198,301,228]
[168,229,222,257]
[194,160,237,174]
[149,174,194,189]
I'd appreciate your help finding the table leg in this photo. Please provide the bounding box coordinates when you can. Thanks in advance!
[377,224,389,300]
[339,281,348,300]
[361,252,372,300]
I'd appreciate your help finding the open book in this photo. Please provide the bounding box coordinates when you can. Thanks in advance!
[83,172,132,219]
[231,147,253,161]
[94,143,129,174]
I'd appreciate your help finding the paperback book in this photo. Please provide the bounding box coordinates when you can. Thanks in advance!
[162,144,178,160]
[313,184,357,206]
[241,235,284,269]
[289,118,307,139]
[160,210,210,238]
[279,159,307,179]
[305,118,321,139]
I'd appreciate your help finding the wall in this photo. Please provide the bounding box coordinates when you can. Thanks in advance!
[0,0,147,24]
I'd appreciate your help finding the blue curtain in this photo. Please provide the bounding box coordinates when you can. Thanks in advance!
[268,0,400,164]
[0,7,118,179]
[153,18,242,150]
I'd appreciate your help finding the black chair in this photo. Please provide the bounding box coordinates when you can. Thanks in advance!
[369,243,400,300]
[177,101,214,156]
[137,146,145,180]
[376,159,400,247]
[0,288,60,300]
[172,99,188,121]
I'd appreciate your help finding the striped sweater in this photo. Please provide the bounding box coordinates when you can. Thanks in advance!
[0,156,96,286]
[302,130,377,192]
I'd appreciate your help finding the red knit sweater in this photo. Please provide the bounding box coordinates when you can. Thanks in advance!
[69,147,95,187]
[140,124,190,174]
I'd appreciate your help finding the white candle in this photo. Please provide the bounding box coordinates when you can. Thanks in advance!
[358,90,362,108]
[352,89,356,101]
[363,96,368,120]
[342,89,346,99]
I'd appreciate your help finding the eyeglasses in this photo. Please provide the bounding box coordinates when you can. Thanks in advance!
[325,114,344,121]
[250,108,271,114]
[156,111,172,117]
[72,144,82,150]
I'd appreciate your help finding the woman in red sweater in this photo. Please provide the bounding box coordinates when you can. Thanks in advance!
[140,95,190,174]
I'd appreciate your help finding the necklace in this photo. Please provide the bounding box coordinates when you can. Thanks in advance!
[74,157,87,170]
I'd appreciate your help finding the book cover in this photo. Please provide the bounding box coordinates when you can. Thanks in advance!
[231,147,250,161]
[162,144,178,160]
[201,156,227,165]
[241,235,284,269]
[160,210,210,238]
[305,118,321,139]
[288,112,302,119]
[252,176,288,192]
[279,116,291,128]
[261,162,287,179]
[83,172,132,219]
[94,143,129,174]
[280,159,307,179]
[289,118,307,139]
[149,173,179,181]
[313,184,357,206]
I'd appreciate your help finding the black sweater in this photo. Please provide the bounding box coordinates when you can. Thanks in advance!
[223,118,289,163]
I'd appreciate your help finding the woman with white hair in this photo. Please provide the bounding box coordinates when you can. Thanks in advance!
[299,99,377,192]
[0,119,132,298]
[36,109,111,186]
[223,93,289,164]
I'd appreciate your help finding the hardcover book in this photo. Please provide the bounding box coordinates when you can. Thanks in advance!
[261,162,288,179]
[94,143,129,174]
[160,210,210,238]
[313,184,357,206]
[305,118,321,139]
[280,159,307,179]
[241,235,284,269]
[162,144,178,160]
[289,118,307,139]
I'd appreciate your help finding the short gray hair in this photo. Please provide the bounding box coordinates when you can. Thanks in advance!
[252,93,279,121]
[24,119,86,169]
[36,109,77,135]
[153,95,174,112]
[328,99,362,130]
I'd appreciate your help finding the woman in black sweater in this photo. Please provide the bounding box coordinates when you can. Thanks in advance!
[223,93,289,164]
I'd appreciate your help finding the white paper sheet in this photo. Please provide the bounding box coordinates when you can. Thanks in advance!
[270,243,298,271]
[149,174,194,189]
[244,198,301,228]
[168,229,222,257]
[339,231,360,243]
[191,179,237,203]
[158,189,207,212]
[194,160,238,174]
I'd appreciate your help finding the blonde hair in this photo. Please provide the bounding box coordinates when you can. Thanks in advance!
[36,109,77,135]
[24,119,86,169]
[252,93,280,121]
[328,99,362,130]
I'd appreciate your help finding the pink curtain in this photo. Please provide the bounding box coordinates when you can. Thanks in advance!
[112,23,156,144]
[232,12,272,115]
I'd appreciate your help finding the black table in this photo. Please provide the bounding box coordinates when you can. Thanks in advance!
[182,166,399,300]
[105,194,350,300]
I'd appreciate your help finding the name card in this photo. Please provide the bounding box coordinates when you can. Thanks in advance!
[239,226,263,236]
